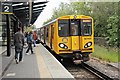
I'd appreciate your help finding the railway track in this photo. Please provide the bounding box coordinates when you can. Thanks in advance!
[81,62,114,80]
[41,42,114,80]
[63,59,114,80]
[65,62,99,79]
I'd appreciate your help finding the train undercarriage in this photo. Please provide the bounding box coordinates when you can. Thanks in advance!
[59,52,91,64]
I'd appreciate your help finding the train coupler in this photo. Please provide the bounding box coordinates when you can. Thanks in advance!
[73,53,83,64]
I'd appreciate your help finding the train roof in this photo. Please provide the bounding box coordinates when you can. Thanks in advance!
[41,15,93,28]
[42,19,57,28]
[58,15,93,19]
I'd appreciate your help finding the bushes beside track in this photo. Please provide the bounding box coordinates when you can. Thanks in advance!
[92,44,120,63]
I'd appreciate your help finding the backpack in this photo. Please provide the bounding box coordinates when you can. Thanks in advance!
[33,33,37,40]
[27,34,32,43]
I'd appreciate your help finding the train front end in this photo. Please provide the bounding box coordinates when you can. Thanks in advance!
[57,15,94,62]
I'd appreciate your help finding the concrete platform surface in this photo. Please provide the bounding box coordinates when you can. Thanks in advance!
[0,46,7,54]
[0,47,15,80]
[1,44,74,79]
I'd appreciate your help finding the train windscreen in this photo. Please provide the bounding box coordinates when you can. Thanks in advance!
[70,19,79,36]
[81,20,92,36]
[58,20,69,37]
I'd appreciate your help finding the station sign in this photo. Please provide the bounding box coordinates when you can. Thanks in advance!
[0,2,13,14]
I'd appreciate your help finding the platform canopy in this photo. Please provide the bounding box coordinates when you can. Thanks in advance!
[11,0,48,26]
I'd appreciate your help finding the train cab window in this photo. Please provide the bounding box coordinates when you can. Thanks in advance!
[70,20,79,36]
[58,20,69,37]
[81,20,92,36]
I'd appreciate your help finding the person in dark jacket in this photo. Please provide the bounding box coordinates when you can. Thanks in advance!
[26,31,34,54]
[14,27,24,64]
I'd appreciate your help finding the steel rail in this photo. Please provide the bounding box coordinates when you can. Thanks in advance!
[81,62,114,80]
[40,41,114,80]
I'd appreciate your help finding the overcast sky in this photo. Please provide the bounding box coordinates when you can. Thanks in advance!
[34,0,69,28]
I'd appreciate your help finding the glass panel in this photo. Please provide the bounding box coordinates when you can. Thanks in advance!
[41,28,44,39]
[1,15,7,46]
[58,20,69,37]
[70,20,79,36]
[46,27,49,41]
[10,18,15,45]
[51,26,54,38]
[81,20,92,36]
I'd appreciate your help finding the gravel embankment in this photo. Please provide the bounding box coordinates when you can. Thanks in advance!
[86,57,119,79]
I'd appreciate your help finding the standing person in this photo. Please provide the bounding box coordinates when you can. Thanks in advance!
[33,31,37,47]
[25,32,28,38]
[24,32,28,43]
[26,31,34,54]
[14,27,24,64]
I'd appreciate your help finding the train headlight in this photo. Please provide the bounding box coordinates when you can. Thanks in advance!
[88,42,92,46]
[60,43,64,48]
[59,43,68,49]
[84,42,92,48]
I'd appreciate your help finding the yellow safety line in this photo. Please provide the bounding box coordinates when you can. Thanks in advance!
[34,46,52,78]
[0,12,13,14]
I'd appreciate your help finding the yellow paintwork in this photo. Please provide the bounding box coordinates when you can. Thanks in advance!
[58,37,71,50]
[80,36,94,52]
[71,36,79,50]
[52,22,58,53]
[40,15,94,55]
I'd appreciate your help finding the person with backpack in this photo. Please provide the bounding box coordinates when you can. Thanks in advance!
[14,27,24,64]
[26,31,34,54]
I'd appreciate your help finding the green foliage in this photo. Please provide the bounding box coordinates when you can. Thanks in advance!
[89,2,118,37]
[43,2,91,25]
[51,2,73,19]
[31,24,36,29]
[43,19,52,25]
[25,24,36,32]
[71,2,91,15]
[92,45,119,62]
[106,15,119,47]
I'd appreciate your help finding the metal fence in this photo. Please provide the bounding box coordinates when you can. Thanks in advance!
[94,37,108,47]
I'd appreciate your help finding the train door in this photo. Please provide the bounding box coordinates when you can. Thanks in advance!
[50,24,54,49]
[40,29,41,42]
[70,19,80,50]
[44,27,46,44]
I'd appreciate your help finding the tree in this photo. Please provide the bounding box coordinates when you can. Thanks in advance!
[106,15,119,47]
[51,2,73,20]
[89,2,118,37]
[43,2,91,24]
[25,24,36,32]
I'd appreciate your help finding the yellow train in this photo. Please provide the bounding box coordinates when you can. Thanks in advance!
[39,15,94,62]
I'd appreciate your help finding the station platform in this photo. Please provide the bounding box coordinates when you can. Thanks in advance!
[1,44,74,79]
[0,46,7,54]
